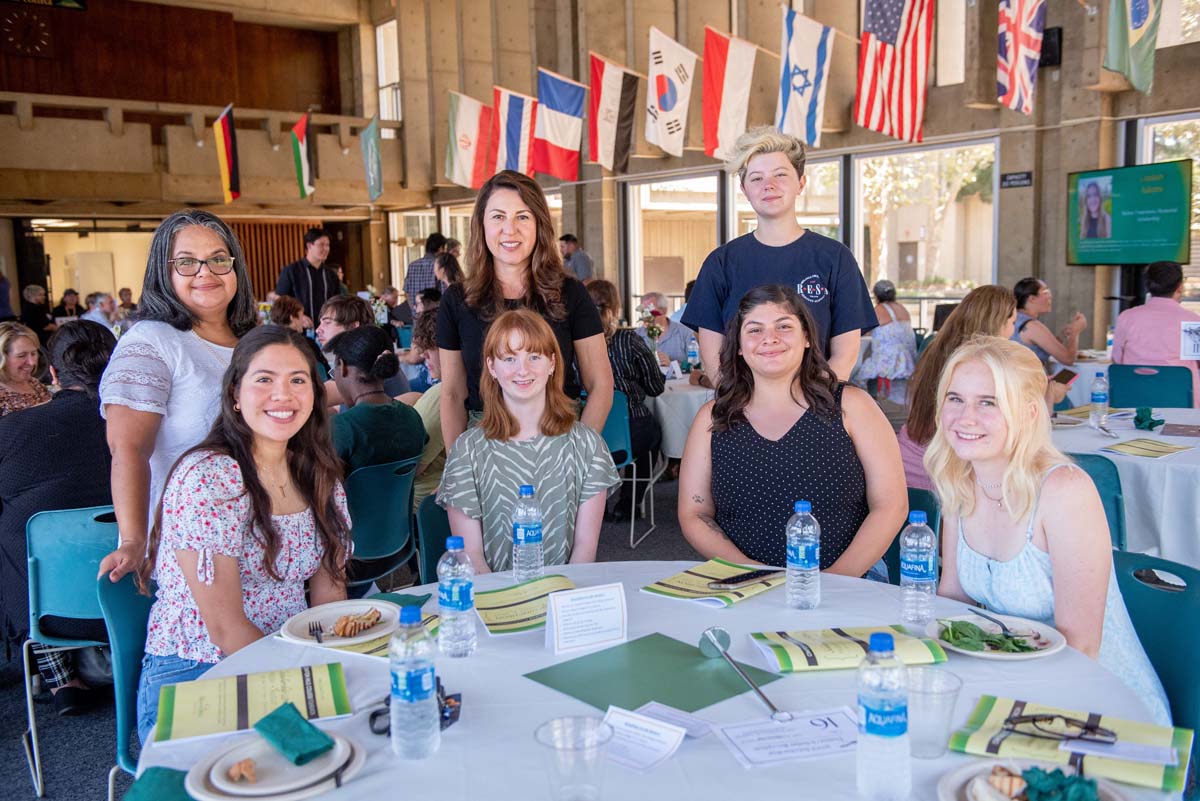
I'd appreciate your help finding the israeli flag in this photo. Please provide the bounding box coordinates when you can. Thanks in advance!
[775,8,834,147]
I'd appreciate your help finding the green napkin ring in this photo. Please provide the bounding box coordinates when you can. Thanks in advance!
[253,701,336,766]
[1134,407,1165,431]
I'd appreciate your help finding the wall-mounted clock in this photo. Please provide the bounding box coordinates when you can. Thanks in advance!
[2,8,53,59]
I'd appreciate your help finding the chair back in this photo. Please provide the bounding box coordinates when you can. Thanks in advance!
[600,389,633,469]
[416,496,452,585]
[97,574,156,775]
[344,456,421,584]
[1108,364,1194,409]
[398,326,413,349]
[883,488,943,586]
[1067,453,1127,550]
[26,506,117,646]
[917,330,935,358]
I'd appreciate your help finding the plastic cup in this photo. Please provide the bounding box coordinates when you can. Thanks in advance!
[534,716,614,801]
[907,667,963,759]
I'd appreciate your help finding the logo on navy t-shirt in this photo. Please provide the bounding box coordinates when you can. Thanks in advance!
[797,275,829,304]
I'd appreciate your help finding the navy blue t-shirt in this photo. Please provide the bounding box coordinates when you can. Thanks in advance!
[680,231,877,355]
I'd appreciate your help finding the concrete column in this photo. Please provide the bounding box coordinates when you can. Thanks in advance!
[397,0,433,191]
[429,0,462,187]
[494,0,535,93]
[460,0,497,101]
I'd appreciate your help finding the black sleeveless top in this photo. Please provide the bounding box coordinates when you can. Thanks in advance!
[710,385,868,569]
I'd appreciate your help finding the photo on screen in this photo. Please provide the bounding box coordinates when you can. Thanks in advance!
[1077,176,1112,240]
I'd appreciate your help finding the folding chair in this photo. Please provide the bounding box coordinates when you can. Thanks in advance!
[600,390,664,548]
[1067,452,1127,550]
[344,456,422,589]
[1108,364,1193,409]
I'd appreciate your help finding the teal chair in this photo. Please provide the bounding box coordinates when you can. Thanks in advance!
[883,488,942,587]
[24,505,117,797]
[1108,364,1194,409]
[917,330,935,358]
[1067,452,1127,550]
[344,455,422,588]
[96,573,155,801]
[398,325,413,349]
[1113,551,1200,798]
[416,495,452,585]
[599,390,662,548]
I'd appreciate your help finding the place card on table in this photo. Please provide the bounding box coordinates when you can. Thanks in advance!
[544,582,627,654]
[1181,321,1200,359]
[715,706,858,769]
[1160,423,1200,438]
[602,705,688,772]
[634,701,712,737]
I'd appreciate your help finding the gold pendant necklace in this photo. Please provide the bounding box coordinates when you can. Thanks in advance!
[978,482,1004,510]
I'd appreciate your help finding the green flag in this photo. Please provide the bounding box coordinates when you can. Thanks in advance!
[1103,0,1163,94]
[360,116,383,202]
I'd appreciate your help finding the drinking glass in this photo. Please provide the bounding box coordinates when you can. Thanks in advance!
[907,667,963,758]
[534,716,614,801]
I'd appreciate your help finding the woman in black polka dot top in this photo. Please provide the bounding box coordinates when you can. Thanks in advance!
[677,285,907,578]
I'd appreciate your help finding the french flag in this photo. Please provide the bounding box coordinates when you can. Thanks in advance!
[532,68,586,181]
[702,26,757,160]
[491,86,538,176]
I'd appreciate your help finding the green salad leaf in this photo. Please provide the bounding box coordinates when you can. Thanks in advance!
[1021,766,1100,801]
[937,619,1038,653]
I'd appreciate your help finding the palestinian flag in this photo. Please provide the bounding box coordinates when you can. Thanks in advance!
[290,113,316,199]
[212,104,240,204]
[588,52,638,173]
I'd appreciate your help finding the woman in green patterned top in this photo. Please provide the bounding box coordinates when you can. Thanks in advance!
[437,309,619,573]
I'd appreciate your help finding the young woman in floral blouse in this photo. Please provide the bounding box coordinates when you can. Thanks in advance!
[134,325,351,743]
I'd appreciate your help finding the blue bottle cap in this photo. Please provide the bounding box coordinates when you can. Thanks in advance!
[908,511,927,525]
[1096,371,1104,377]
[446,536,464,550]
[519,484,535,496]
[868,632,894,653]
[399,605,421,624]
[794,500,812,514]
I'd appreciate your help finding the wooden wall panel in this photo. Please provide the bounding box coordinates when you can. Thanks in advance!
[234,23,342,113]
[229,221,320,300]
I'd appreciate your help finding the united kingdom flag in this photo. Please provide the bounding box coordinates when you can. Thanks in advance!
[997,0,1047,116]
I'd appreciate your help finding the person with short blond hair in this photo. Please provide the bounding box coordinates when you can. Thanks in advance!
[0,321,50,417]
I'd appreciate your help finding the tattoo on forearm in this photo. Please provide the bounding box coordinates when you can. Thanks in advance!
[698,514,728,540]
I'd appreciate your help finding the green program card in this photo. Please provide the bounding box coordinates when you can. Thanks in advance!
[524,632,782,713]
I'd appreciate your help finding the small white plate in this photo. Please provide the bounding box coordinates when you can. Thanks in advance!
[937,759,1130,801]
[927,613,1067,661]
[209,733,350,797]
[280,600,399,647]
[185,735,364,801]
[1051,415,1085,429]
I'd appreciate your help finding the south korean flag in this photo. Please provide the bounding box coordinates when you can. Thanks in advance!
[645,26,698,158]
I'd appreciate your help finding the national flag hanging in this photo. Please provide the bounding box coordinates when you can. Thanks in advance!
[212,104,240,204]
[491,86,538,176]
[589,52,639,173]
[702,26,756,159]
[1103,0,1163,94]
[445,91,494,189]
[532,68,586,181]
[775,9,834,147]
[290,113,316,199]
[997,0,1047,115]
[645,26,698,158]
[853,0,935,143]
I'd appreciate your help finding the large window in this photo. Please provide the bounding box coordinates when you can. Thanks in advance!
[730,159,841,241]
[376,20,401,139]
[626,175,720,314]
[1157,0,1200,48]
[387,210,437,290]
[854,141,996,329]
[1142,113,1200,310]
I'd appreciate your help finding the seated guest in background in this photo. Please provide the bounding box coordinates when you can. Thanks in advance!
[81,292,118,330]
[670,280,696,326]
[0,321,50,418]
[1011,277,1086,367]
[381,285,412,328]
[19,284,57,344]
[0,321,116,715]
[331,264,349,296]
[135,326,350,744]
[852,279,917,402]
[445,238,462,260]
[434,252,464,290]
[51,288,85,320]
[117,287,137,316]
[637,291,691,366]
[1113,261,1200,407]
[315,294,374,350]
[399,310,447,512]
[928,336,1169,724]
[438,310,618,573]
[588,279,665,522]
[678,285,905,579]
[398,289,442,392]
[270,294,330,379]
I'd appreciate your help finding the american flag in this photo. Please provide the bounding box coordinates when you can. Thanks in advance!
[853,0,935,143]
[997,0,1046,115]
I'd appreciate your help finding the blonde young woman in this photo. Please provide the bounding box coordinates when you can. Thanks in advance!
[927,336,1169,724]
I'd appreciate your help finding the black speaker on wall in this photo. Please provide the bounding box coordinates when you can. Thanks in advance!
[1039,27,1062,68]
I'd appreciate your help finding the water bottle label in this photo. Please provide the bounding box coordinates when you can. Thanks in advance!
[1091,391,1107,404]
[859,701,907,737]
[392,665,436,702]
[786,542,819,570]
[513,521,543,545]
[438,578,474,611]
[900,555,937,581]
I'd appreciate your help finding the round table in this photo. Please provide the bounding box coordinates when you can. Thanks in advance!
[138,562,1171,800]
[650,379,713,459]
[1053,408,1200,567]
[1053,355,1111,409]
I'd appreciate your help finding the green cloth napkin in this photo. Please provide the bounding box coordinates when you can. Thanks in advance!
[253,702,335,766]
[1135,407,1165,431]
[123,766,191,801]
[369,592,431,607]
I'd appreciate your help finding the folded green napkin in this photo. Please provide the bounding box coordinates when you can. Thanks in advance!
[253,702,335,766]
[369,592,431,607]
[123,766,191,801]
[1135,407,1165,431]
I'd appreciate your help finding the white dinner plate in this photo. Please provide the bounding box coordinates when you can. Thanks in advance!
[185,735,364,801]
[937,759,1130,801]
[280,600,399,647]
[209,733,350,797]
[927,613,1067,661]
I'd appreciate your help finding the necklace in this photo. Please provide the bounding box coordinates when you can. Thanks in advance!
[353,389,389,404]
[192,330,231,366]
[977,480,1004,510]
[261,466,290,499]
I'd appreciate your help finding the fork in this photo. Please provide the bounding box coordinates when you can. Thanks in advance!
[308,621,325,644]
[968,607,1018,637]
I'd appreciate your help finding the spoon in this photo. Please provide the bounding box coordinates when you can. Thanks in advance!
[699,626,792,722]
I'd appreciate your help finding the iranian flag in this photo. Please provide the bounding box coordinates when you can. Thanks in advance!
[588,52,638,173]
[290,113,316,199]
[702,26,756,160]
[445,91,495,189]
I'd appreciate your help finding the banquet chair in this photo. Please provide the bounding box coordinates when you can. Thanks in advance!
[23,505,117,797]
[882,488,942,587]
[344,456,421,590]
[398,325,413,349]
[1067,452,1127,550]
[96,573,156,801]
[416,495,452,585]
[600,390,664,549]
[1113,551,1200,799]
[1107,365,1194,409]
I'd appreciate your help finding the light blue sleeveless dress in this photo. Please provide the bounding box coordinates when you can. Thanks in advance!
[956,465,1171,725]
[1010,311,1051,367]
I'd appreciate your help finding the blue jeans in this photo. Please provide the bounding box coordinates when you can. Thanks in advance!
[136,653,211,745]
[863,559,890,584]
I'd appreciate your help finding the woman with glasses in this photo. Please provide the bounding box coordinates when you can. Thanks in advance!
[98,210,257,585]
[927,336,1169,724]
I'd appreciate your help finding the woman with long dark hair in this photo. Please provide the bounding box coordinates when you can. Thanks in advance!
[134,325,350,744]
[678,285,905,577]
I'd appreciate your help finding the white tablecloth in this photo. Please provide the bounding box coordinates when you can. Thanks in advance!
[139,562,1171,800]
[1062,357,1112,408]
[650,379,713,459]
[1053,408,1200,567]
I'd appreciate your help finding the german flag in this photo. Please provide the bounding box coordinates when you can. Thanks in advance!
[212,104,240,204]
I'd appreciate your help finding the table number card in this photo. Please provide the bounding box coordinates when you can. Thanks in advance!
[1182,321,1200,360]
[602,706,688,772]
[544,582,627,655]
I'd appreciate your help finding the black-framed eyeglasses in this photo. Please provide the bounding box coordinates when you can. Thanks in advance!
[169,256,236,276]
[1001,713,1117,745]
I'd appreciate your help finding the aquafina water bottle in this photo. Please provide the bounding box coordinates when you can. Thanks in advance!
[899,511,937,631]
[437,536,477,657]
[389,605,440,759]
[856,633,911,800]
[686,334,701,371]
[512,484,545,583]
[785,500,820,609]
[1089,371,1109,428]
